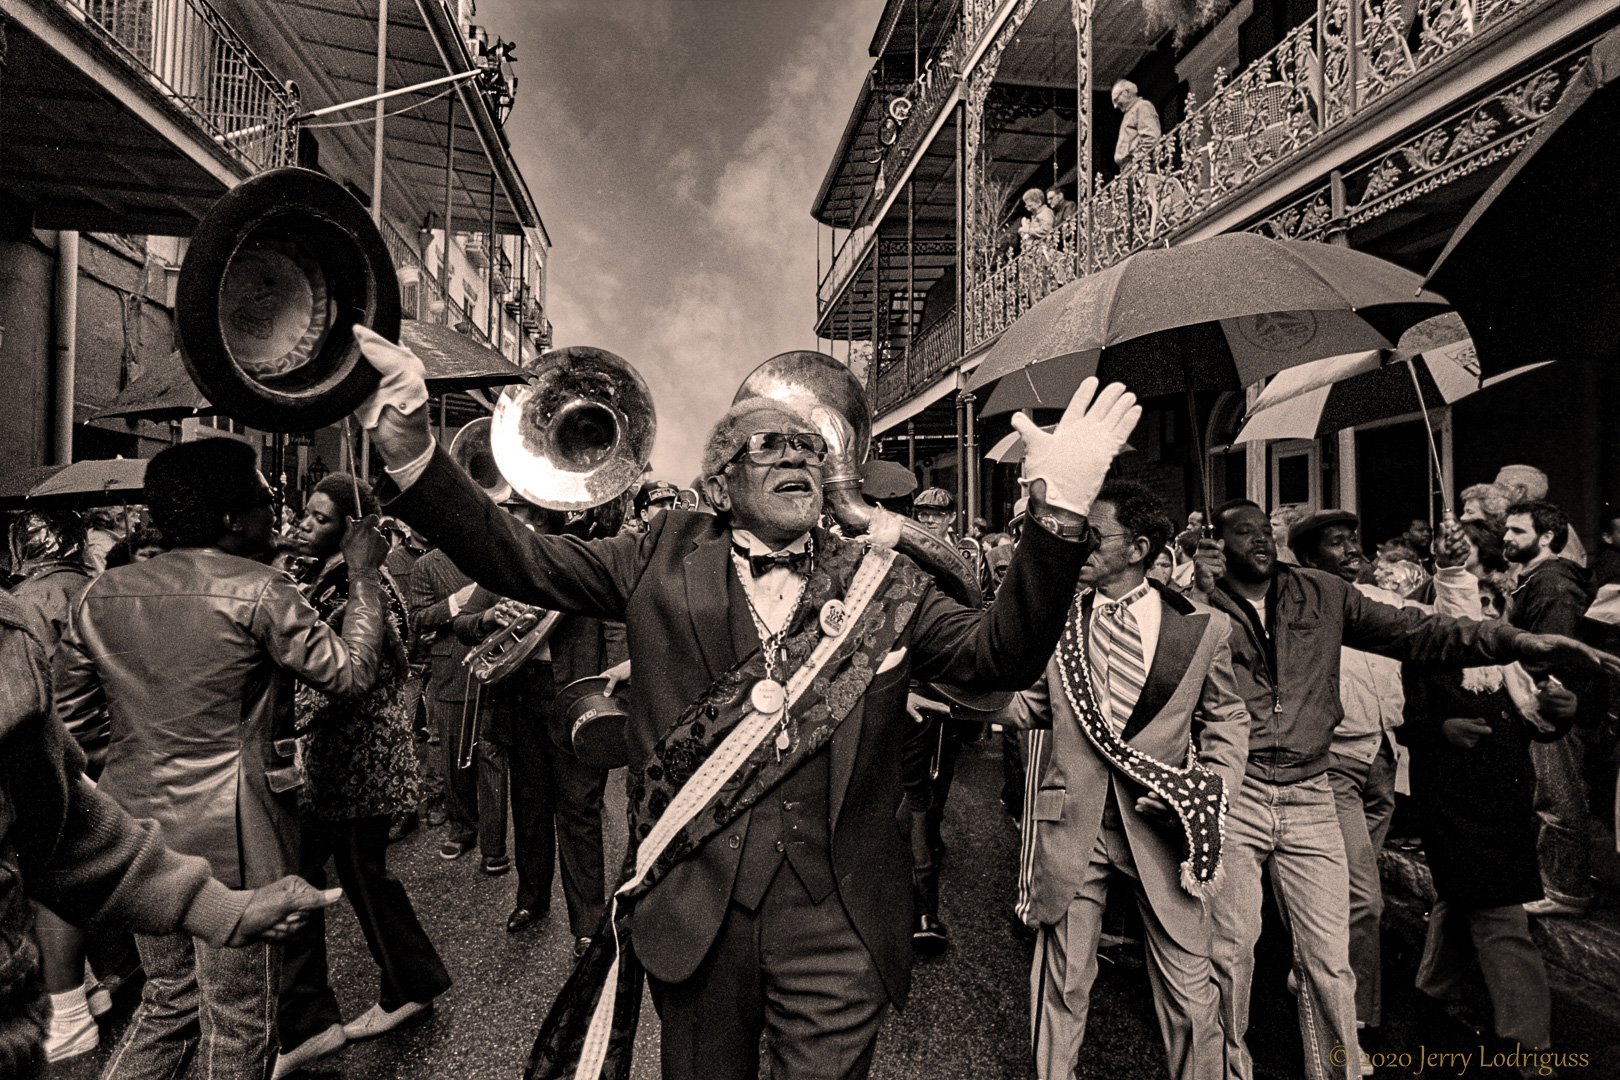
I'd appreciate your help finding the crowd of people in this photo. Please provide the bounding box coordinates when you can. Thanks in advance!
[3,337,1618,1080]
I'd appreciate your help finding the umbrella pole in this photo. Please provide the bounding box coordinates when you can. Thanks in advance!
[342,417,364,519]
[1186,389,1213,517]
[1403,356,1451,518]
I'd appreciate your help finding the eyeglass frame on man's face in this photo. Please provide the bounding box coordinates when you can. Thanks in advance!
[728,432,829,467]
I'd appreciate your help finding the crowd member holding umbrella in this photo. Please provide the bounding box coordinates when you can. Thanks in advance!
[8,508,106,1063]
[1192,500,1618,1080]
[1403,519,1573,1067]
[276,474,450,1075]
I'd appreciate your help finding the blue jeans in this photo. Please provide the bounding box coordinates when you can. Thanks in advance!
[1327,740,1396,1028]
[1209,774,1358,1080]
[100,932,279,1080]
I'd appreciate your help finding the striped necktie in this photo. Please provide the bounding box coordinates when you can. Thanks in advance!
[1091,583,1150,736]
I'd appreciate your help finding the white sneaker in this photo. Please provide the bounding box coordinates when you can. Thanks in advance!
[342,1000,429,1041]
[43,1006,98,1062]
[272,1022,346,1079]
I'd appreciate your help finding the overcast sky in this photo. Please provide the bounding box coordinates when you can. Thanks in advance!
[474,0,882,484]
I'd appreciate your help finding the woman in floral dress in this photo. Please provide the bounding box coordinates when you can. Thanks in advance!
[275,474,451,1076]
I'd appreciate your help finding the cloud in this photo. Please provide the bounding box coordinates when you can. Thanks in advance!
[490,0,881,483]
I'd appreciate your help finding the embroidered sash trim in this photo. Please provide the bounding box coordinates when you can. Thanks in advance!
[1050,601,1228,899]
[526,541,919,1080]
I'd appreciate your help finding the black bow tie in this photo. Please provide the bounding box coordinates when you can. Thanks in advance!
[736,546,810,577]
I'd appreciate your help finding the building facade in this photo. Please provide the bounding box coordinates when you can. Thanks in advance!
[813,0,1619,544]
[0,0,550,507]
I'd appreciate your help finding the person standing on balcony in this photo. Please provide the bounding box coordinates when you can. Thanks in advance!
[1018,189,1056,252]
[1046,187,1078,231]
[1112,80,1161,168]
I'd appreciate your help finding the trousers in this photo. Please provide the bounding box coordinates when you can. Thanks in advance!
[649,865,889,1080]
[1209,774,1358,1080]
[1415,900,1551,1048]
[1031,823,1224,1080]
[1529,722,1614,903]
[488,662,608,934]
[100,933,278,1080]
[278,813,451,1047]
[1326,739,1396,1028]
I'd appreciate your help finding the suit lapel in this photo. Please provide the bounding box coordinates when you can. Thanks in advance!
[1120,596,1208,743]
[684,534,739,680]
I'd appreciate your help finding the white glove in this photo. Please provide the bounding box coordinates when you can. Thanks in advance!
[448,582,477,617]
[353,325,429,428]
[1010,377,1140,516]
[354,326,433,473]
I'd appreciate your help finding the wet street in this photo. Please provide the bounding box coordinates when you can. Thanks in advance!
[54,734,1620,1079]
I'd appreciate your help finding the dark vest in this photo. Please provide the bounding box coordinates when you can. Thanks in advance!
[723,558,836,907]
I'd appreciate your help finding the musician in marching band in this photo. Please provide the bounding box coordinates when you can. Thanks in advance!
[354,323,1140,1080]
[455,499,628,950]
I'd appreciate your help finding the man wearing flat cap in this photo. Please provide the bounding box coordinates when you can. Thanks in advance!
[1288,508,1411,1047]
[352,325,1141,1080]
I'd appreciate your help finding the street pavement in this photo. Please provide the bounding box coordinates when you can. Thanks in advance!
[53,734,1620,1079]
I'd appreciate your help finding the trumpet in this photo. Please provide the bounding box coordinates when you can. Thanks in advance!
[463,603,564,685]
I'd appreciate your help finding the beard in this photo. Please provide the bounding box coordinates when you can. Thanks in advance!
[1505,538,1541,565]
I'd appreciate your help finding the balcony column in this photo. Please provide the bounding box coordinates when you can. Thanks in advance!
[907,420,917,474]
[1071,0,1093,200]
[954,389,967,534]
[371,0,389,226]
[442,99,456,311]
[906,181,916,388]
[869,238,882,412]
[964,391,979,532]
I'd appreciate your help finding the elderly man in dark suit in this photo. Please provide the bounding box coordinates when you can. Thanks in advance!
[352,327,1141,1080]
[1010,480,1249,1080]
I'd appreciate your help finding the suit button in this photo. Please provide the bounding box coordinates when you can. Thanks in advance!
[775,840,786,853]
[727,835,740,849]
[707,705,718,719]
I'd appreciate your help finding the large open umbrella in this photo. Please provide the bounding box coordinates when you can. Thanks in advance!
[1233,344,1549,442]
[0,458,149,509]
[970,233,1448,412]
[1426,28,1620,377]
[93,320,529,422]
[966,232,1448,507]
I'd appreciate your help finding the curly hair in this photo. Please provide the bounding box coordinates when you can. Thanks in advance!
[1460,482,1512,528]
[1507,499,1569,554]
[1460,519,1508,573]
[1095,479,1175,568]
[144,439,264,548]
[312,472,379,520]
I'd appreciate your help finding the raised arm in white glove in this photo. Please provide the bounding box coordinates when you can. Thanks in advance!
[354,325,434,479]
[1009,376,1141,517]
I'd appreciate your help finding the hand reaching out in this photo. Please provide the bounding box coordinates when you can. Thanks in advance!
[227,875,342,947]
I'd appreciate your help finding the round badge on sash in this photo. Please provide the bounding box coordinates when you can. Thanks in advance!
[751,678,786,715]
[819,599,849,637]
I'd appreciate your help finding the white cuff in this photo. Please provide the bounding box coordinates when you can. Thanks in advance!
[385,438,436,493]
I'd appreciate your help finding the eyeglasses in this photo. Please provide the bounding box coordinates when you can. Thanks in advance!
[730,432,829,467]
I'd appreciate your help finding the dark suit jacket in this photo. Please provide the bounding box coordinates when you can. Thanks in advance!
[386,446,1089,1004]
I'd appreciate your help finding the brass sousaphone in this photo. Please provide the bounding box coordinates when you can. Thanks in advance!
[449,347,655,766]
[735,352,1010,713]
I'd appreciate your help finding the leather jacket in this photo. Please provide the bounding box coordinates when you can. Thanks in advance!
[54,548,388,888]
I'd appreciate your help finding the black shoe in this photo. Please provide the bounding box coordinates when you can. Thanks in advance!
[387,812,419,843]
[913,913,948,956]
[482,855,511,876]
[506,906,546,933]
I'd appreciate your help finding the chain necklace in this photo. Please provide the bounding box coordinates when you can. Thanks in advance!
[733,535,814,761]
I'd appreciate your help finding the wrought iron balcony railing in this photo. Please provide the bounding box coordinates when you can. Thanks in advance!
[382,218,497,350]
[63,0,298,173]
[964,0,1552,352]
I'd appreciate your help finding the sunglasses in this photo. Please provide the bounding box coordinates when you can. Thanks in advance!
[730,432,829,466]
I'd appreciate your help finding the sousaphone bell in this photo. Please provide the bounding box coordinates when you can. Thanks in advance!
[490,346,656,510]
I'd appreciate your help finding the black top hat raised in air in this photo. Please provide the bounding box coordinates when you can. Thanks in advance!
[177,167,400,433]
